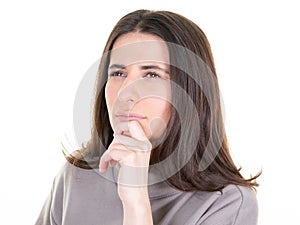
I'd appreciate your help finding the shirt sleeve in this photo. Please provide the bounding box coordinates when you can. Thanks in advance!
[35,180,54,225]
[199,185,258,225]
[35,164,67,225]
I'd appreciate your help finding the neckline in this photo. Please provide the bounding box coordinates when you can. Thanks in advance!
[74,162,182,199]
[147,180,181,199]
[109,165,181,199]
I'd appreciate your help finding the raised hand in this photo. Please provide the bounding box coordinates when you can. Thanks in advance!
[99,120,153,224]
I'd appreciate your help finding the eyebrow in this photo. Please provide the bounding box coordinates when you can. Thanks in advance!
[108,64,169,74]
[109,64,125,70]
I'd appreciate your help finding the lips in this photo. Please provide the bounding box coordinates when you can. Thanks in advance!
[115,112,147,122]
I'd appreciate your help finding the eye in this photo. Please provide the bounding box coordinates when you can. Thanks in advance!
[144,72,161,79]
[109,71,127,78]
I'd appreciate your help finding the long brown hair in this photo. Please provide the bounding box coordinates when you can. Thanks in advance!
[64,9,261,192]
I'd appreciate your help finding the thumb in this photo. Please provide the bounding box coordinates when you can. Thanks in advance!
[128,121,148,141]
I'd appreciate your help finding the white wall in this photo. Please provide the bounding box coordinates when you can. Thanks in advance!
[0,1,299,224]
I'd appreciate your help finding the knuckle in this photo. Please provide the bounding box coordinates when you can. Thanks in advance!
[141,140,152,151]
[126,152,136,162]
[107,147,115,155]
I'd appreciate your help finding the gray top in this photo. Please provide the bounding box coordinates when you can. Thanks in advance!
[35,162,258,225]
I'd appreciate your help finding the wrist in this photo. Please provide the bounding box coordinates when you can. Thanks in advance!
[121,188,150,205]
[122,199,152,223]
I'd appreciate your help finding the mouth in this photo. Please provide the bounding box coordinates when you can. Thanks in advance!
[115,112,147,122]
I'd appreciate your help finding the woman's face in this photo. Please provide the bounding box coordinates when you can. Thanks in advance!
[105,32,171,141]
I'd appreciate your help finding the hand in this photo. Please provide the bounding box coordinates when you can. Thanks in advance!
[99,120,152,204]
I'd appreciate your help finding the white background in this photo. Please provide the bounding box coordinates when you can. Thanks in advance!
[1,0,299,224]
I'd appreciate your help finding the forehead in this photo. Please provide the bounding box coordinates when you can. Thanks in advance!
[110,32,170,66]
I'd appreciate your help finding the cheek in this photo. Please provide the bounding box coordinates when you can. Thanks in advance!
[142,98,171,139]
[142,98,170,117]
[105,82,118,111]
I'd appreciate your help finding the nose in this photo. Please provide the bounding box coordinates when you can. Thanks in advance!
[117,76,141,103]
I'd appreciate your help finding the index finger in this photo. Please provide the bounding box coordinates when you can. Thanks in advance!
[128,120,148,141]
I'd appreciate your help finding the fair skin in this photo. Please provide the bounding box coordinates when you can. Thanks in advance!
[99,32,172,225]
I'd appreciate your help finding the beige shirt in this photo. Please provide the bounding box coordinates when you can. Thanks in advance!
[35,162,258,225]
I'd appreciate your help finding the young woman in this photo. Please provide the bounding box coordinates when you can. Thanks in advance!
[36,9,260,225]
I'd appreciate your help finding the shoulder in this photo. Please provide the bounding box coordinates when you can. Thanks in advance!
[53,157,117,188]
[49,162,76,197]
[198,185,258,225]
[53,159,95,184]
[220,185,258,209]
[54,149,96,182]
[225,185,258,225]
[53,161,75,182]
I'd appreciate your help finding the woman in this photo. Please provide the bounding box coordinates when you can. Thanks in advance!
[36,9,260,225]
